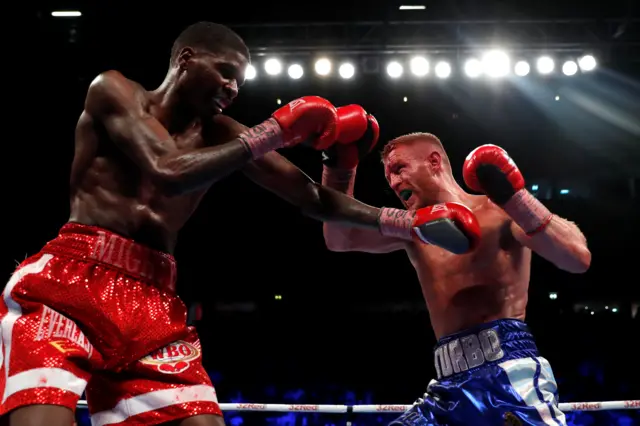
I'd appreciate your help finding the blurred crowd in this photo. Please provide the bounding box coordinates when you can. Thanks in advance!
[74,357,639,425]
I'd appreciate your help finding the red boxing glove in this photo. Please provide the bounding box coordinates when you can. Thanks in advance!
[272,96,338,150]
[462,144,525,205]
[322,105,380,170]
[240,96,339,159]
[379,203,481,254]
[463,144,553,235]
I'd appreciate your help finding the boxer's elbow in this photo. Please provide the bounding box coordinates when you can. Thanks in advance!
[151,169,189,196]
[323,226,353,252]
[151,167,206,197]
[563,227,591,273]
[553,242,591,274]
[569,244,591,274]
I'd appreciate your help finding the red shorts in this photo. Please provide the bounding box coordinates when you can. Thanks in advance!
[0,223,221,425]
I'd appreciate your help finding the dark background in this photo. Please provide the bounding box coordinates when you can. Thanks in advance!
[13,1,640,425]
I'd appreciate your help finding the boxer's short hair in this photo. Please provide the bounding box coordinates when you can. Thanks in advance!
[171,22,250,63]
[381,132,452,171]
[381,132,444,160]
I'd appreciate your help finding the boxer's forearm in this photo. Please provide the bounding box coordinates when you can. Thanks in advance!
[156,140,252,195]
[243,151,379,228]
[512,214,591,273]
[322,165,356,196]
[308,183,380,227]
[320,168,408,253]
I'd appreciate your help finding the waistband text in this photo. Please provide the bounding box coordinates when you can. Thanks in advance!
[434,328,504,379]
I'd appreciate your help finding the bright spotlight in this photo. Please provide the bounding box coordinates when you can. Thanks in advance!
[338,63,355,79]
[387,61,404,78]
[514,61,530,76]
[435,61,451,78]
[314,58,332,76]
[245,65,256,80]
[410,56,429,77]
[482,50,510,77]
[288,64,303,79]
[537,56,555,74]
[578,55,596,71]
[264,58,282,75]
[464,58,483,78]
[51,10,81,17]
[562,61,578,76]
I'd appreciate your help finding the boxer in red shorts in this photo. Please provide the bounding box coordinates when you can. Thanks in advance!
[0,23,481,426]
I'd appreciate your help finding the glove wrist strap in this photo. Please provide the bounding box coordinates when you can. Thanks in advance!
[322,165,357,196]
[503,189,553,236]
[379,207,415,241]
[238,118,284,159]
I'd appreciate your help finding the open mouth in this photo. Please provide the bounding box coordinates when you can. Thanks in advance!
[212,98,229,113]
[399,189,413,201]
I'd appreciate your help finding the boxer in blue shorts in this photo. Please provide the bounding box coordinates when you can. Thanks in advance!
[320,132,591,425]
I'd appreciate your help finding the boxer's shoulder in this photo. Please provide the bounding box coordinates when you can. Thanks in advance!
[86,70,148,114]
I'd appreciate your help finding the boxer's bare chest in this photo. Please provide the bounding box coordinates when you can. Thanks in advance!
[407,203,529,316]
[73,113,227,250]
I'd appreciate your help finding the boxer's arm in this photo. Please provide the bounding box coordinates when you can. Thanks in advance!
[85,71,252,195]
[242,152,407,253]
[509,212,591,274]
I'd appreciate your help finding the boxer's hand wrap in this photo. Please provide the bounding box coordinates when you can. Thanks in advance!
[503,189,554,236]
[463,144,552,236]
[379,204,481,254]
[379,207,415,240]
[238,118,284,159]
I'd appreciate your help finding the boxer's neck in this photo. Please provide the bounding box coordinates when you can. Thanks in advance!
[150,68,196,134]
[420,175,470,206]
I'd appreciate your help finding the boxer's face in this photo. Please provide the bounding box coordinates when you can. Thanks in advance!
[177,47,249,116]
[384,144,435,209]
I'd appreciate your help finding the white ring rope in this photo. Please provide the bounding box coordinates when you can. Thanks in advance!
[75,400,640,412]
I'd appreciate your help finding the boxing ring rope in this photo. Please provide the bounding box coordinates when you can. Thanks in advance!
[76,400,640,412]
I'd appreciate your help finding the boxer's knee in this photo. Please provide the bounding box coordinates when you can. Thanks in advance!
[175,414,226,426]
[5,405,75,426]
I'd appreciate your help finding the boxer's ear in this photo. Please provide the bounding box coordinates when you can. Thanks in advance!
[177,47,195,70]
[428,151,442,171]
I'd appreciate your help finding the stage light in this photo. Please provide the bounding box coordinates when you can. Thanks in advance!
[435,61,451,78]
[276,99,282,105]
[288,64,304,79]
[536,56,555,74]
[562,61,578,76]
[531,185,539,191]
[51,11,81,17]
[612,308,618,313]
[555,95,560,101]
[386,61,403,78]
[464,58,482,78]
[549,292,558,300]
[514,61,530,76]
[314,58,332,76]
[403,97,408,102]
[245,65,256,80]
[265,58,282,75]
[399,5,426,10]
[410,56,429,76]
[339,63,355,79]
[578,55,596,71]
[482,50,510,77]
[560,189,569,194]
